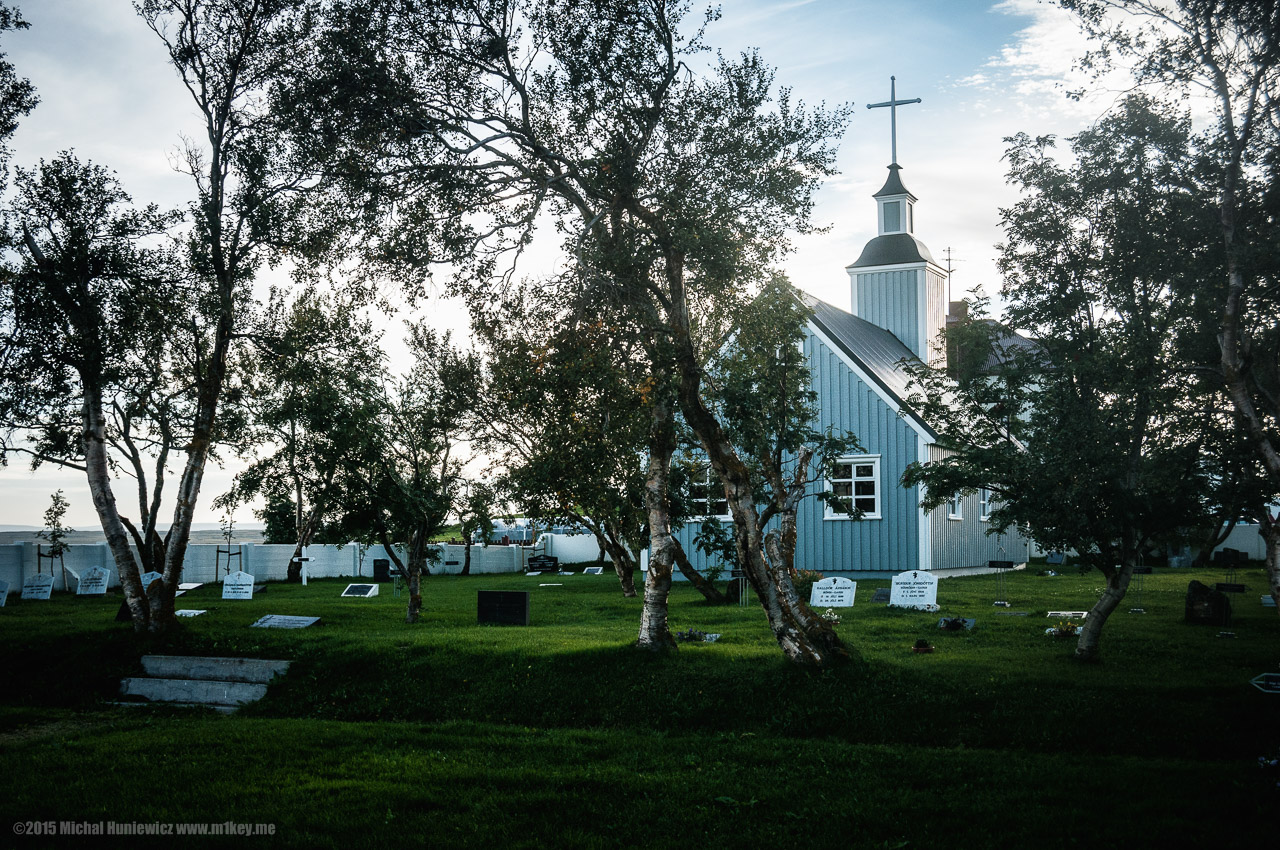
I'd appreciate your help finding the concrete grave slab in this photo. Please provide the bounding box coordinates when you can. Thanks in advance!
[1047,611,1088,618]
[583,567,604,575]
[21,573,54,600]
[175,610,206,617]
[889,570,938,610]
[222,571,255,600]
[810,577,856,608]
[341,583,379,598]
[77,566,110,596]
[141,655,290,683]
[250,615,319,629]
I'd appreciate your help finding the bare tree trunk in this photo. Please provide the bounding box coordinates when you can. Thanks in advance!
[81,385,150,631]
[637,397,677,650]
[664,261,847,666]
[598,528,638,598]
[671,540,727,604]
[405,528,427,624]
[1261,511,1280,613]
[1075,561,1134,661]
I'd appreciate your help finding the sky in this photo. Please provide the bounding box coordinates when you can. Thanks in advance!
[0,0,1133,527]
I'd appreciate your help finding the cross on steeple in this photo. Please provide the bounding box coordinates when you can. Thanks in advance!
[867,76,921,166]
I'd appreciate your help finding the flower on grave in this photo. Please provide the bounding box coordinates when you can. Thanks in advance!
[675,628,708,643]
[820,608,841,625]
[1047,620,1081,638]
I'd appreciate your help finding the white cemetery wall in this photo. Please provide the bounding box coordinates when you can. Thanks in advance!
[431,544,525,575]
[0,544,23,593]
[539,533,609,565]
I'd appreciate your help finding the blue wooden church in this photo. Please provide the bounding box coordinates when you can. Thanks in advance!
[675,80,1030,576]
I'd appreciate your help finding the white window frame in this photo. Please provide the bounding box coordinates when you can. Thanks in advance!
[979,488,992,522]
[825,455,882,520]
[689,466,730,520]
[948,493,963,521]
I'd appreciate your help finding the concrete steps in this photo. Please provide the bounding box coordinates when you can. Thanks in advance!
[118,655,290,713]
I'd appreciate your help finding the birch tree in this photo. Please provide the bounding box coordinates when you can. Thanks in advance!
[1058,0,1280,605]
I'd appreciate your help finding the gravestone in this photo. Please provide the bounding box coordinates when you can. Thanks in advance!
[477,590,530,626]
[810,577,856,608]
[988,560,1015,570]
[1263,596,1277,608]
[175,609,206,617]
[583,566,604,575]
[527,555,558,572]
[889,570,938,610]
[77,566,110,596]
[1045,552,1066,565]
[1215,582,1246,593]
[372,559,392,582]
[937,617,975,631]
[526,571,544,577]
[341,583,379,598]
[222,571,255,600]
[1184,580,1231,626]
[178,582,203,591]
[1047,611,1087,618]
[0,579,9,606]
[538,583,562,587]
[871,588,891,604]
[139,571,164,594]
[250,615,320,629]
[21,573,54,600]
[1252,673,1280,694]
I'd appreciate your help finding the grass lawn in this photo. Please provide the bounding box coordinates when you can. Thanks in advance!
[1,565,1277,848]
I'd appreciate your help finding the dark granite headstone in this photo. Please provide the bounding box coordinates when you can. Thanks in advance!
[527,555,558,572]
[478,590,530,626]
[372,559,391,582]
[1184,580,1232,626]
[1215,582,1246,593]
[988,560,1015,570]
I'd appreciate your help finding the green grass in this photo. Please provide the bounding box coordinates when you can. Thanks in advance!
[1,566,1277,848]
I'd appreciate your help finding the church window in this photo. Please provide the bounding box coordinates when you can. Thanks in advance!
[826,456,880,519]
[689,467,729,518]
[883,200,901,232]
[980,488,992,522]
[948,493,963,521]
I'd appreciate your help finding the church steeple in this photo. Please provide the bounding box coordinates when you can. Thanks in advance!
[847,77,948,366]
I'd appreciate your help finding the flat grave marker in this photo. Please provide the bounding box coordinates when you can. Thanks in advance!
[526,571,544,577]
[994,611,1030,616]
[1046,611,1088,618]
[341,583,379,598]
[21,573,54,601]
[175,609,206,618]
[538,583,562,587]
[1262,596,1277,608]
[477,590,530,626]
[76,566,110,596]
[1215,583,1246,593]
[178,583,203,591]
[889,570,938,611]
[871,588,891,604]
[1251,673,1280,694]
[0,579,10,607]
[251,615,320,629]
[810,577,856,608]
[222,571,255,600]
[1045,552,1066,565]
[937,617,976,631]
[583,567,604,576]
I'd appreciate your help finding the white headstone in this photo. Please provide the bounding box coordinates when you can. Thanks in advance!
[810,577,856,608]
[889,570,939,610]
[138,571,164,592]
[77,566,110,596]
[222,571,255,600]
[21,573,54,600]
[0,579,10,606]
[175,609,206,617]
[583,567,604,576]
[251,614,319,629]
[341,583,379,598]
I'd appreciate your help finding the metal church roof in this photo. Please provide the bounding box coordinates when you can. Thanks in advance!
[846,232,937,269]
[872,163,916,200]
[800,293,937,440]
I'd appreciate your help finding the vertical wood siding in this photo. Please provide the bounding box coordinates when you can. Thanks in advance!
[855,269,920,357]
[928,445,1032,568]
